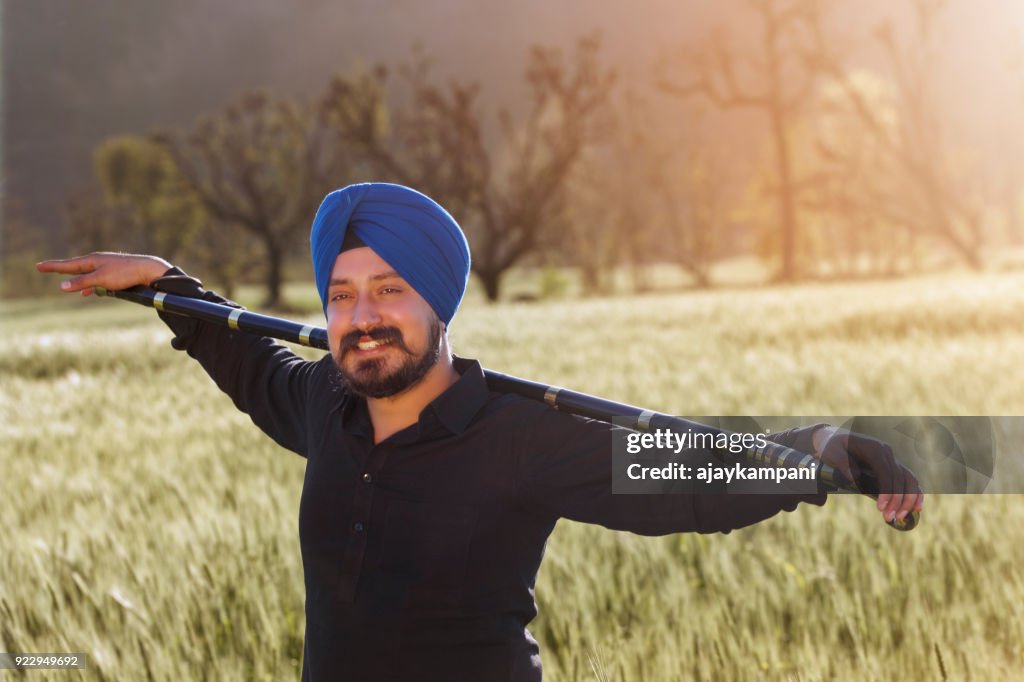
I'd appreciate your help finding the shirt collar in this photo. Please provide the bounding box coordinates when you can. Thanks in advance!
[334,355,489,437]
[428,356,490,434]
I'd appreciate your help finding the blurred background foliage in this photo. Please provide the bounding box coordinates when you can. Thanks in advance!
[5,0,1024,305]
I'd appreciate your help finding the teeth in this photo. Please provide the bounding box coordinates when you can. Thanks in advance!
[356,339,390,351]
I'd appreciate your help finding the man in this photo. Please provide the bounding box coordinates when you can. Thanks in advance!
[39,183,922,681]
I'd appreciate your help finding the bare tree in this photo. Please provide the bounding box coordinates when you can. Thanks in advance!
[318,38,616,301]
[641,102,739,289]
[559,157,619,295]
[154,90,350,308]
[660,0,824,282]
[93,135,204,262]
[65,185,125,256]
[183,218,259,300]
[559,86,648,296]
[2,193,51,297]
[807,0,986,269]
[565,92,727,292]
[999,45,1024,246]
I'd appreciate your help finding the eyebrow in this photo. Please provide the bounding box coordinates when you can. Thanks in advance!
[328,271,402,287]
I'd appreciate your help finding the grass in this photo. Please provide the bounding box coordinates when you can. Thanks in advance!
[3,270,1024,680]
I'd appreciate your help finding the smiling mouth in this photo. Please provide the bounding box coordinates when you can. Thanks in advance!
[355,338,392,351]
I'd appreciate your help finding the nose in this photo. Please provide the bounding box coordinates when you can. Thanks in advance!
[349,294,382,330]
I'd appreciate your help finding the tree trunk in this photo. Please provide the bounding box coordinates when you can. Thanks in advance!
[579,259,604,296]
[263,237,284,308]
[1007,185,1022,246]
[951,232,983,270]
[477,266,503,302]
[211,263,236,299]
[770,102,798,282]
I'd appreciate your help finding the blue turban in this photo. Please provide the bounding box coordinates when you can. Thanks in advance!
[309,183,471,325]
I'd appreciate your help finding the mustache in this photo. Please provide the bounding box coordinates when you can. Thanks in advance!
[339,326,413,355]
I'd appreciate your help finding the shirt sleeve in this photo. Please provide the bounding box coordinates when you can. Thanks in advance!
[516,406,827,536]
[151,266,321,457]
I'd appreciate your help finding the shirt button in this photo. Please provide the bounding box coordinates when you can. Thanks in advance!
[353,522,365,533]
[362,473,372,483]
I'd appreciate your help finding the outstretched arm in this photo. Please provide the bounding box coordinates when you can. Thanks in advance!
[37,252,321,457]
[517,405,923,534]
[515,405,827,535]
[37,252,172,295]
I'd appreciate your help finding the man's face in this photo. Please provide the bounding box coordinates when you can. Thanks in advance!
[326,246,443,398]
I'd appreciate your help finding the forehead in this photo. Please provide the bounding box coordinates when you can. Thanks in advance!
[330,247,398,281]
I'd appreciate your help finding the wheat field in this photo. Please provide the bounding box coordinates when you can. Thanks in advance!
[3,271,1024,680]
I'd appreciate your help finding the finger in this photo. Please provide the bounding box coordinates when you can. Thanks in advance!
[36,255,97,275]
[872,456,889,508]
[896,493,919,521]
[880,466,913,520]
[61,273,99,293]
[897,470,923,520]
[886,497,905,523]
[884,470,905,523]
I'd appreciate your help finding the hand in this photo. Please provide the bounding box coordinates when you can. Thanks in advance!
[812,426,924,524]
[36,252,172,296]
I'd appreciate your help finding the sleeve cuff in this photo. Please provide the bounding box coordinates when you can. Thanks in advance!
[769,423,829,458]
[151,267,242,351]
[768,423,832,499]
[151,266,205,298]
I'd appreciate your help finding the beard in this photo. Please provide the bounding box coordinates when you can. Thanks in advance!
[331,316,443,399]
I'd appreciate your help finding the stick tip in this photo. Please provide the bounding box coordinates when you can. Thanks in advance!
[889,510,920,531]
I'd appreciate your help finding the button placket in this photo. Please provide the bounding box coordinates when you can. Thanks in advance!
[336,443,391,602]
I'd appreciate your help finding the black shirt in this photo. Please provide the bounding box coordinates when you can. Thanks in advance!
[153,270,826,682]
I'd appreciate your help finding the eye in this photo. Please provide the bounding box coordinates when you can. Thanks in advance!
[329,292,351,303]
[380,286,402,295]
